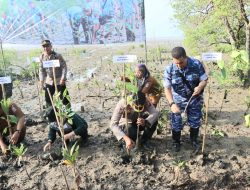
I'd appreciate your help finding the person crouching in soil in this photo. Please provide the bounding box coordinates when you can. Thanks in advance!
[43,111,88,151]
[110,91,159,150]
[0,99,26,154]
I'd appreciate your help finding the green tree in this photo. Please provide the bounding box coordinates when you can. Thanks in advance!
[172,0,250,85]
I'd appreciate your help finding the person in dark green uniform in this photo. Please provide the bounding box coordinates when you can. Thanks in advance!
[43,113,88,151]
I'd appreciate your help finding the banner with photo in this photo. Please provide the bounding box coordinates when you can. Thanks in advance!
[0,0,146,44]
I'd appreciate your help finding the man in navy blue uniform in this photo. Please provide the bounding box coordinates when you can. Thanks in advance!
[163,47,208,152]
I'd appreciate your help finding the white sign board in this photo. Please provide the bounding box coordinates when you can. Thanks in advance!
[113,55,137,63]
[43,60,60,68]
[0,76,11,84]
[202,52,222,61]
[32,57,40,63]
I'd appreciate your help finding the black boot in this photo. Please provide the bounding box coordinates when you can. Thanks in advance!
[172,130,181,152]
[190,128,200,154]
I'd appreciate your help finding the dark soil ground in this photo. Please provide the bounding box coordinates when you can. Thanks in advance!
[0,42,250,190]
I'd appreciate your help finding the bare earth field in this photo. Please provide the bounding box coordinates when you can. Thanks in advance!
[0,42,250,190]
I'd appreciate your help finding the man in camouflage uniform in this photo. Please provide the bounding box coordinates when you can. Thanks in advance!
[163,47,208,152]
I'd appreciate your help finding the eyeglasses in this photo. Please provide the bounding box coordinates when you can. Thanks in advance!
[42,44,50,48]
[131,103,144,112]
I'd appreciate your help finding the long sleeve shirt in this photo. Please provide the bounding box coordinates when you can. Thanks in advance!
[48,114,88,143]
[39,51,67,85]
[110,99,159,141]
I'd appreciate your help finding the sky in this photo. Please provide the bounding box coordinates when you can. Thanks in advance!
[144,0,184,40]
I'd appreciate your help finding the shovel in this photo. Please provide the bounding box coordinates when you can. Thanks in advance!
[181,95,195,125]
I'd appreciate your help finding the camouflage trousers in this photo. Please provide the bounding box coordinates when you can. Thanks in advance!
[171,96,203,132]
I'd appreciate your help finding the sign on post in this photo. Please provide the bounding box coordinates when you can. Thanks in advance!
[202,52,222,62]
[43,60,60,68]
[0,76,11,84]
[113,55,137,63]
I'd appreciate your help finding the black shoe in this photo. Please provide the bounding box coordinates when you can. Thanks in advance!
[173,142,181,152]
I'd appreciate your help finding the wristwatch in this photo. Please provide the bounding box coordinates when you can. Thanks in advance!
[169,102,175,107]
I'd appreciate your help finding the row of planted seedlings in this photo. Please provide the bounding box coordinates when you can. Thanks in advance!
[45,58,82,189]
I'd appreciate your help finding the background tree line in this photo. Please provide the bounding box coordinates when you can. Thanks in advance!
[171,0,250,86]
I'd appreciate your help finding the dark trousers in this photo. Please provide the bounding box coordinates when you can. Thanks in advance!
[45,84,70,122]
[124,121,158,143]
[45,84,70,106]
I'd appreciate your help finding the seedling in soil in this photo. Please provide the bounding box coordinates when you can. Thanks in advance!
[0,98,18,138]
[173,159,186,169]
[62,142,81,189]
[157,109,169,134]
[13,80,24,99]
[10,143,27,167]
[212,60,228,118]
[211,128,224,137]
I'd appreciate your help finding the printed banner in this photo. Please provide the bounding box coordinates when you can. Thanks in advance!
[0,0,146,45]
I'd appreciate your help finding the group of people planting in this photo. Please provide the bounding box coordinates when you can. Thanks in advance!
[0,40,207,155]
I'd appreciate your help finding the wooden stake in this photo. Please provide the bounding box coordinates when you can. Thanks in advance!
[60,165,70,190]
[34,68,42,116]
[46,88,67,150]
[52,67,58,93]
[202,83,210,154]
[123,63,130,155]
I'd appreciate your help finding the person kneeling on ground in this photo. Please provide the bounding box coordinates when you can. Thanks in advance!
[110,91,159,150]
[0,100,26,154]
[43,112,88,151]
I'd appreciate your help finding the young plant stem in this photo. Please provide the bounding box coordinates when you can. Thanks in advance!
[60,165,70,190]
[202,84,210,154]
[18,156,22,167]
[123,63,130,155]
[34,67,42,115]
[218,89,227,114]
[73,164,79,190]
[1,84,12,137]
[46,88,67,150]
[52,67,58,93]
[17,86,24,99]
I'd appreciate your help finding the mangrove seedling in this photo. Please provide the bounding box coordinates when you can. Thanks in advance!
[157,109,169,134]
[62,141,81,189]
[0,98,18,137]
[211,128,224,137]
[13,80,24,99]
[10,143,27,167]
[173,159,186,169]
